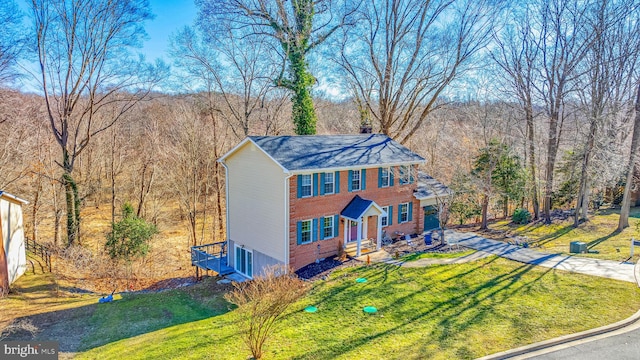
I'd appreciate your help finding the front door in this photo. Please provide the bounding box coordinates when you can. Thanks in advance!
[349,221,358,242]
[423,206,440,231]
[234,245,253,278]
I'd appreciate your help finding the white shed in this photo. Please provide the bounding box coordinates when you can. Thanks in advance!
[0,191,28,295]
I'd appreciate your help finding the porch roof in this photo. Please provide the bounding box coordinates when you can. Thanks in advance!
[340,195,384,221]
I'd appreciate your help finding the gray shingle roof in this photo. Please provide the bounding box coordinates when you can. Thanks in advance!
[249,134,424,171]
[414,172,453,200]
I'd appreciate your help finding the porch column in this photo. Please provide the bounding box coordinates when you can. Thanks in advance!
[376,215,382,250]
[356,218,362,257]
[343,218,348,246]
[362,216,368,239]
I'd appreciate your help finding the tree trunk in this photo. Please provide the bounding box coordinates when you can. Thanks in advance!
[52,182,62,246]
[31,179,41,243]
[619,83,640,231]
[62,165,81,246]
[136,162,155,218]
[480,194,489,230]
[288,50,317,135]
[543,110,560,224]
[110,131,117,226]
[574,115,598,227]
[526,105,539,220]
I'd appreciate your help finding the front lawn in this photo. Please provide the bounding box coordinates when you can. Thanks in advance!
[71,257,640,360]
[489,207,640,262]
[402,249,477,262]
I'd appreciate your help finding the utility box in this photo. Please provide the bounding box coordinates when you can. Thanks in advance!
[570,241,587,254]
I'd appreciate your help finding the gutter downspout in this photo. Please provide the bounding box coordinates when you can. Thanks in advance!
[284,172,293,272]
[219,161,231,267]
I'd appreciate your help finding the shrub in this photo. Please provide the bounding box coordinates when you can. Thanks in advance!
[225,265,308,360]
[105,202,158,262]
[512,208,532,224]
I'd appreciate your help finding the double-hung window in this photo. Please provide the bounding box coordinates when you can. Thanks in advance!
[380,167,390,187]
[351,169,361,191]
[399,165,411,185]
[381,206,389,227]
[322,216,334,239]
[300,174,312,197]
[324,172,334,194]
[300,220,312,244]
[399,203,409,223]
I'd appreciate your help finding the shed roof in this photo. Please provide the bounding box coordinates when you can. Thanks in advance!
[0,191,29,205]
[243,134,425,172]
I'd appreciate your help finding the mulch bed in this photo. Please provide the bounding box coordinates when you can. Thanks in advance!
[295,256,361,281]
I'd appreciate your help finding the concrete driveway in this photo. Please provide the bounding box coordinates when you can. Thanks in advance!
[444,230,636,283]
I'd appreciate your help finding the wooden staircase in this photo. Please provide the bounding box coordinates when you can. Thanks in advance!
[344,239,377,257]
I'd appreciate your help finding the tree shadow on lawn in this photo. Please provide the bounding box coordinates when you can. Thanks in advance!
[534,224,574,246]
[291,258,552,359]
[3,287,233,353]
[587,230,620,250]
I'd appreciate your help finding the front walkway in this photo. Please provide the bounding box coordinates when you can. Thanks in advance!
[445,230,636,283]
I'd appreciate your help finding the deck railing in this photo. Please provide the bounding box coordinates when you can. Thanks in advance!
[191,241,230,275]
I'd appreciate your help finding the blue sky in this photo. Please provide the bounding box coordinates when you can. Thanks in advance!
[15,0,198,92]
[17,0,197,62]
[142,0,198,62]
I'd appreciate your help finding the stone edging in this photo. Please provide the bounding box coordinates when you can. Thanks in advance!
[476,308,640,360]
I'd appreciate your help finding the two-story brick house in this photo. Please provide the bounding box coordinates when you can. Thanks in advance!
[218,134,446,278]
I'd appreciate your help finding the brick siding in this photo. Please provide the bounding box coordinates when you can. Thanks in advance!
[289,166,422,270]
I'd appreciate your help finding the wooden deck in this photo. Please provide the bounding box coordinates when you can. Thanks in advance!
[191,242,234,276]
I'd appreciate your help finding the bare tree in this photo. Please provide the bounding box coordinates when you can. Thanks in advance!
[338,0,499,144]
[170,26,288,139]
[196,0,357,135]
[573,1,640,227]
[619,83,640,231]
[167,102,220,247]
[29,0,164,245]
[492,5,541,219]
[0,0,24,87]
[534,0,594,224]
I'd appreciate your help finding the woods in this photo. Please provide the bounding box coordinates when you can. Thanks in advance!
[0,0,640,284]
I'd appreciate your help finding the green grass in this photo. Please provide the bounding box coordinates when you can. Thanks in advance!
[65,257,640,360]
[402,249,477,262]
[490,207,640,262]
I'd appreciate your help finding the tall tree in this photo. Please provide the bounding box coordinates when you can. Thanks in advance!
[492,5,541,220]
[535,0,593,224]
[170,26,288,139]
[472,139,524,229]
[573,1,640,227]
[196,0,356,135]
[338,0,499,144]
[29,0,164,245]
[619,83,640,231]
